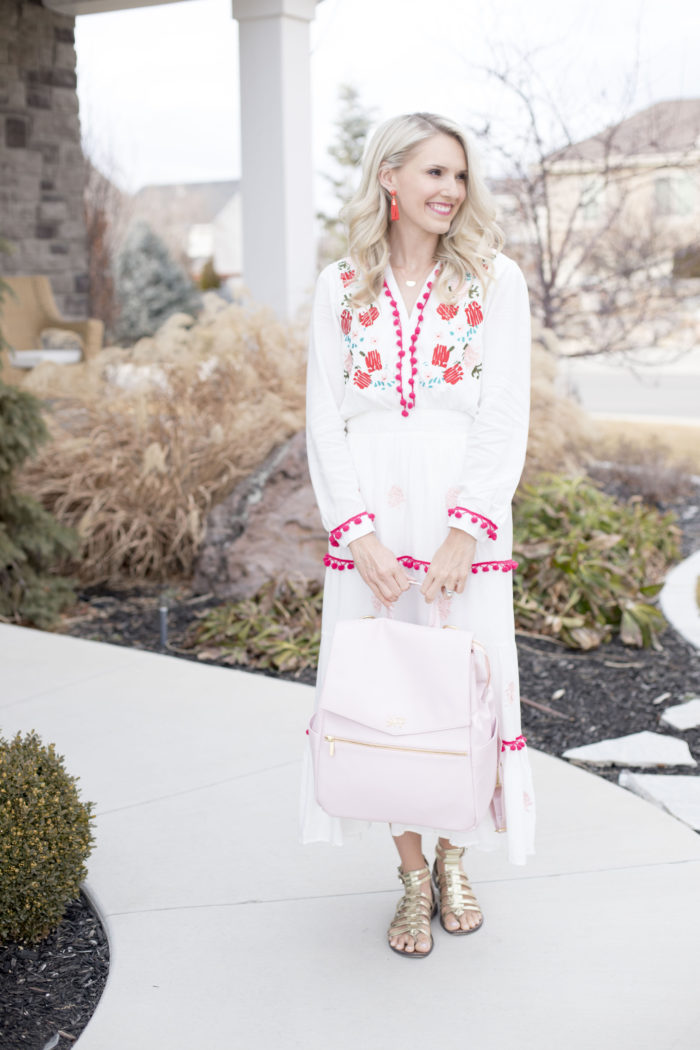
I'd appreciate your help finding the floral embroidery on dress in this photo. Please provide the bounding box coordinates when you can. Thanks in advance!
[340,308,352,335]
[465,301,483,327]
[365,350,382,372]
[338,260,355,285]
[432,344,451,367]
[463,346,480,369]
[417,277,484,391]
[387,485,406,507]
[353,370,371,389]
[358,306,379,327]
[505,681,516,705]
[437,592,452,622]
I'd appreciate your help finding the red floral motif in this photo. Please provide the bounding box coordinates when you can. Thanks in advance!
[353,370,371,389]
[432,344,450,367]
[340,269,356,285]
[465,301,483,326]
[340,309,352,335]
[365,349,382,372]
[437,303,458,320]
[443,363,464,385]
[358,305,379,327]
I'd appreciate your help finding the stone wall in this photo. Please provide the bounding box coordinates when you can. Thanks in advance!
[0,0,89,317]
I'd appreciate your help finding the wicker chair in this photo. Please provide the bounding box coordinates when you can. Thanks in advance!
[0,275,104,384]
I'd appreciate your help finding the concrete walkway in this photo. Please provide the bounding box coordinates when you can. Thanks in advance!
[2,623,700,1050]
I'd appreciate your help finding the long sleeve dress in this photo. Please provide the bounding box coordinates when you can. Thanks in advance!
[300,251,536,865]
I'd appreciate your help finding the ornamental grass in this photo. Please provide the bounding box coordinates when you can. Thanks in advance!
[17,297,306,586]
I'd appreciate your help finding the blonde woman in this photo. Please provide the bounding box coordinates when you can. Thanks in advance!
[301,112,535,957]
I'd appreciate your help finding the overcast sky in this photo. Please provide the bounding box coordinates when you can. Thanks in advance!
[75,0,700,200]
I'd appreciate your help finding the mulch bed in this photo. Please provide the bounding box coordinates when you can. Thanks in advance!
[0,892,109,1050]
[4,480,699,1048]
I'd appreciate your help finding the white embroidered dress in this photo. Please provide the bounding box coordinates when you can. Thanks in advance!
[300,252,535,864]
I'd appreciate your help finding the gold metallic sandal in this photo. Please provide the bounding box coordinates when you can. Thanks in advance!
[387,858,437,958]
[432,842,484,936]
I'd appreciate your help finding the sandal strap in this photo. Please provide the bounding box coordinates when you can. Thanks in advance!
[433,845,482,921]
[388,862,434,942]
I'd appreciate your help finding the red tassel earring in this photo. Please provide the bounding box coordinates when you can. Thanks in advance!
[390,191,399,221]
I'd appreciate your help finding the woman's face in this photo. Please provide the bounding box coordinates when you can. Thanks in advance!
[380,133,468,237]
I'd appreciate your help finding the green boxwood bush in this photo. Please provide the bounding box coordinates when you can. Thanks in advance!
[513,474,681,649]
[0,730,96,945]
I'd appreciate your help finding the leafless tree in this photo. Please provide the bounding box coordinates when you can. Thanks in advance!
[471,52,699,361]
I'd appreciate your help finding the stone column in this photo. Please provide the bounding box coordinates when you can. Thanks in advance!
[231,0,319,319]
[0,0,89,318]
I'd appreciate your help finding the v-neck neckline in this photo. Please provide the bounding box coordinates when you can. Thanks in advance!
[386,262,440,320]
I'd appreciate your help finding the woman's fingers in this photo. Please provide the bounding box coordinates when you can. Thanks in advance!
[421,534,476,602]
[349,540,411,606]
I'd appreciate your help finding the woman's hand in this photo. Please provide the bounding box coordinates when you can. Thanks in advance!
[347,533,411,608]
[421,528,477,603]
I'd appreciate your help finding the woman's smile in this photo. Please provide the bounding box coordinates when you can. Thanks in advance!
[426,201,454,216]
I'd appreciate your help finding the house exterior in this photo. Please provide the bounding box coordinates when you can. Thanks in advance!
[126,180,243,281]
[543,99,700,264]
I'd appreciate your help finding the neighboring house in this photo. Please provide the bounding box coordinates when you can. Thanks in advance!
[544,99,700,259]
[126,180,243,280]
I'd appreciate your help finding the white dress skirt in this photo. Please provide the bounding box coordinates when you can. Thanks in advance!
[299,255,536,865]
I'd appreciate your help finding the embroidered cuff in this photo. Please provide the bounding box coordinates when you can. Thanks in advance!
[328,511,376,548]
[501,735,527,752]
[323,556,517,575]
[447,506,498,541]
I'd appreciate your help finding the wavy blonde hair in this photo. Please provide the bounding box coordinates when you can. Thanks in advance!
[341,112,504,307]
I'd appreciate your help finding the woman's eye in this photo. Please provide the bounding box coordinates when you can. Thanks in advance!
[428,168,442,176]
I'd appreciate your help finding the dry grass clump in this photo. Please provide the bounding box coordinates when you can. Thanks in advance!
[587,434,697,505]
[522,343,593,484]
[18,298,306,586]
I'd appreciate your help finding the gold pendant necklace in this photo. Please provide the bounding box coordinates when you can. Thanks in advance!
[393,259,436,289]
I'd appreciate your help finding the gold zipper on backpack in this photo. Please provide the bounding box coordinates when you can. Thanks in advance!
[324,735,468,759]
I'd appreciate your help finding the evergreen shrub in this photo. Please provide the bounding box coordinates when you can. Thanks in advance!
[113,220,202,343]
[0,271,79,628]
[0,731,96,945]
[513,474,681,649]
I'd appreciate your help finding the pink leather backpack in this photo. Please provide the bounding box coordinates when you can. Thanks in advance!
[308,611,498,832]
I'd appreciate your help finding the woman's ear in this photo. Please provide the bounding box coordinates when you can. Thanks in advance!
[378,166,395,194]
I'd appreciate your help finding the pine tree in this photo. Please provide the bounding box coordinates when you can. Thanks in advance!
[0,247,80,628]
[113,219,202,344]
[317,84,377,266]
